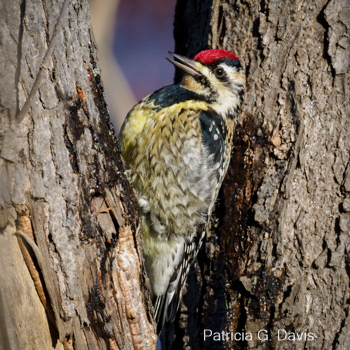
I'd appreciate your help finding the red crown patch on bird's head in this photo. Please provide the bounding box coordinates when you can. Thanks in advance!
[194,49,239,65]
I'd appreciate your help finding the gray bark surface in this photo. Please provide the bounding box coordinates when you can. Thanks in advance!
[0,1,157,349]
[164,0,350,349]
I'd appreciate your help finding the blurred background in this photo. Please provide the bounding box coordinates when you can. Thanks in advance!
[88,0,177,133]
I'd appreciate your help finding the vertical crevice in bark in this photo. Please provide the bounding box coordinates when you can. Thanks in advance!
[15,0,26,116]
[173,0,212,82]
[316,1,334,76]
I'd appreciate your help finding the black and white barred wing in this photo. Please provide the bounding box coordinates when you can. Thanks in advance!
[154,228,206,333]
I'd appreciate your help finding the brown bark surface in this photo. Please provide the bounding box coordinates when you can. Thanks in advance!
[2,0,350,349]
[0,1,157,349]
[165,0,350,349]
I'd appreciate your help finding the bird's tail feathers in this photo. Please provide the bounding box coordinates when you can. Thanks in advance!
[154,229,206,334]
[154,263,183,334]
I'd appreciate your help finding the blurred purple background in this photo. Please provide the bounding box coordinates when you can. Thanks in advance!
[113,0,177,102]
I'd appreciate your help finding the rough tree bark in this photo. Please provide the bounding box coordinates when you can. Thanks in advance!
[1,0,350,349]
[162,0,350,349]
[0,1,157,349]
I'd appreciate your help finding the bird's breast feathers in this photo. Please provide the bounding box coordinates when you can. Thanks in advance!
[119,88,230,238]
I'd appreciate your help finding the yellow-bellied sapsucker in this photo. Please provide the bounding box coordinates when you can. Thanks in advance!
[119,49,245,333]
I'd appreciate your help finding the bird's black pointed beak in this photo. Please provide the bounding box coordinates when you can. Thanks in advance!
[166,51,202,78]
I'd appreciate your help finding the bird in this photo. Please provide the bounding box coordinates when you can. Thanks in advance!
[118,49,245,333]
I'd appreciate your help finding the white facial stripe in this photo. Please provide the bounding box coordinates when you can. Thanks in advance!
[222,65,246,88]
[181,61,245,118]
[204,64,245,117]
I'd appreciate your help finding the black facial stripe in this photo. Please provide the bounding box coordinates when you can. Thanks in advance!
[238,88,245,102]
[193,74,219,100]
[194,74,211,89]
[217,72,231,85]
[208,59,243,89]
[209,58,242,70]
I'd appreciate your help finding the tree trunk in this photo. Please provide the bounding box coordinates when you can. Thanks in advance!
[0,1,157,349]
[164,0,350,349]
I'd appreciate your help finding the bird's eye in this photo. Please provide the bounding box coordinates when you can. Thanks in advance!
[214,67,225,79]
